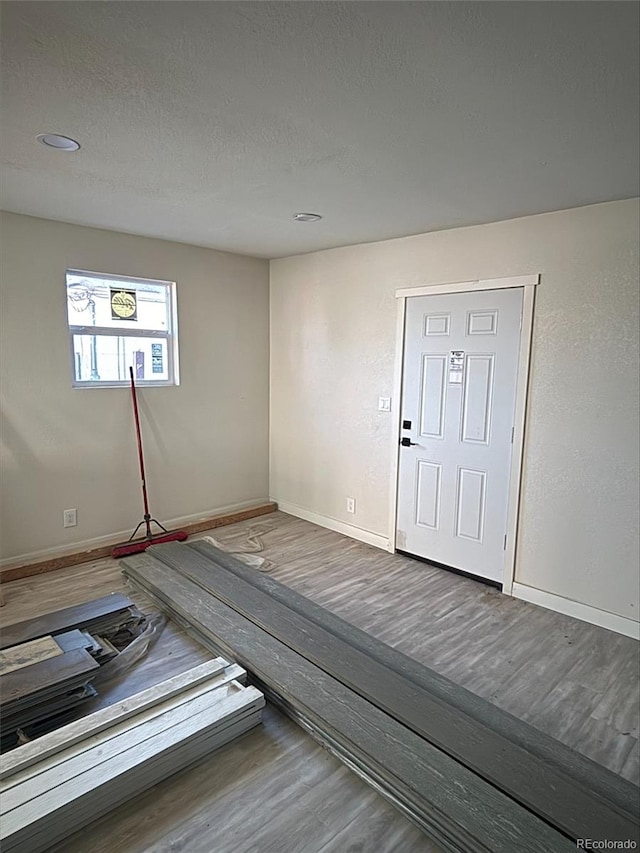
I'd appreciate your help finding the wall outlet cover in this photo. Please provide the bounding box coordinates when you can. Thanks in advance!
[378,396,391,412]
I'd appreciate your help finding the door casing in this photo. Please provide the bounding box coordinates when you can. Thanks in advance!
[389,274,539,594]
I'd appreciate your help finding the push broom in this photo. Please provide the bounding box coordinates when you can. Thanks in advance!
[111,367,188,558]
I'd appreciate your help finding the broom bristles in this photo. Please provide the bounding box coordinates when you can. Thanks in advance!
[111,530,188,559]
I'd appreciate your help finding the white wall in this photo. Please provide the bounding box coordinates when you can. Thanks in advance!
[0,213,270,563]
[270,199,640,624]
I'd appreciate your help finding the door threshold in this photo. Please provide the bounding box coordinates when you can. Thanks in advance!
[396,549,503,591]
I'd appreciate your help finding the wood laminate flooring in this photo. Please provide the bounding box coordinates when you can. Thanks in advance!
[0,511,638,853]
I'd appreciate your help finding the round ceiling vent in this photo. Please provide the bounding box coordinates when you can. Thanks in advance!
[36,133,81,151]
[293,212,322,222]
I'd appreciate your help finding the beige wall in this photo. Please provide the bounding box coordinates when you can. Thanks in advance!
[270,199,640,622]
[0,213,270,563]
[2,203,638,624]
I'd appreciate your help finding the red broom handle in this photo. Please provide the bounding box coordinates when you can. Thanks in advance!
[129,366,151,522]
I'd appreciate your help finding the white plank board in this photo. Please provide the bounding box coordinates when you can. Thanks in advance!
[3,708,262,853]
[0,658,238,781]
[1,667,247,801]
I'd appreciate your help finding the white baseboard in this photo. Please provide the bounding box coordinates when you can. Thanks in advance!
[275,500,390,552]
[0,498,271,570]
[512,582,639,640]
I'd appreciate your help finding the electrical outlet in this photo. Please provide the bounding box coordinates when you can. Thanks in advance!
[378,396,391,412]
[346,497,356,514]
[63,508,77,528]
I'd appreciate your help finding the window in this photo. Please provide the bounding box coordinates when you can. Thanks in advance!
[66,270,179,388]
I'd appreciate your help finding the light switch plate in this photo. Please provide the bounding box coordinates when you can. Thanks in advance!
[378,396,391,412]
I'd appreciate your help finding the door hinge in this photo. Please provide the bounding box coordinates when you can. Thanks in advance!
[511,427,515,443]
[504,534,507,550]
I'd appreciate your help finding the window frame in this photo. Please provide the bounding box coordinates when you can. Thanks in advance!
[66,268,180,389]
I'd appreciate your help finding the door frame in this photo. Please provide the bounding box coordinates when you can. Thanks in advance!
[389,273,539,594]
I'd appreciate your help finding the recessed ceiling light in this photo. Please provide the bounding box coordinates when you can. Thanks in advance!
[36,133,81,151]
[293,212,322,222]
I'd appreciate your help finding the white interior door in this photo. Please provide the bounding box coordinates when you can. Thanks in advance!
[396,287,523,584]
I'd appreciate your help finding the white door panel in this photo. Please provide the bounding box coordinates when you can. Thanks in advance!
[397,288,523,583]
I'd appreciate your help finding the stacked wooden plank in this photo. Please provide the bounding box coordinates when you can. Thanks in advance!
[121,542,640,853]
[1,647,100,742]
[187,540,638,818]
[0,596,144,751]
[0,658,264,853]
[0,593,145,651]
[44,628,118,663]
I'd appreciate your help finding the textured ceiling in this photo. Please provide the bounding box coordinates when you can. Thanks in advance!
[1,2,638,258]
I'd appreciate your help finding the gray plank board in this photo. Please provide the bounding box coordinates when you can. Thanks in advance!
[147,541,639,844]
[0,637,63,676]
[0,594,135,649]
[53,630,96,654]
[125,573,489,853]
[2,678,96,718]
[0,649,100,707]
[187,538,639,818]
[144,599,447,844]
[122,553,575,853]
[1,685,97,733]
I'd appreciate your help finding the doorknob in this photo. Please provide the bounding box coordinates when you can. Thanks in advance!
[400,437,418,447]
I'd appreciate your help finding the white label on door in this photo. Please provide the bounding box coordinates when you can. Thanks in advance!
[449,350,464,384]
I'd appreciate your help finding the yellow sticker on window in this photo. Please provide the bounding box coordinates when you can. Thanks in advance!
[110,289,137,320]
